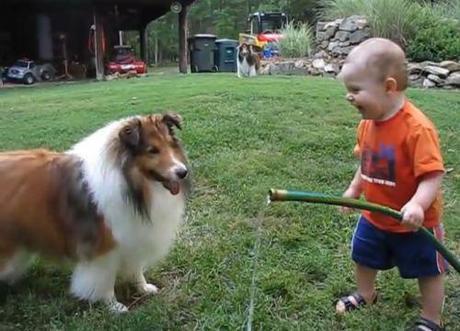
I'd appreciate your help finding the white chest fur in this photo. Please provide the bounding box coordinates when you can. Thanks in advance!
[117,183,184,262]
[237,56,257,77]
[98,181,186,271]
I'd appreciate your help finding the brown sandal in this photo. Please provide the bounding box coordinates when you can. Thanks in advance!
[336,292,377,314]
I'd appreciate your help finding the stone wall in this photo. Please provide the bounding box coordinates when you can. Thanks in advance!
[408,61,460,89]
[260,16,460,89]
[316,15,370,58]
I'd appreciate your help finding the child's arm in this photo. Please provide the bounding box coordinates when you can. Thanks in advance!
[341,166,363,213]
[401,171,444,229]
[344,166,363,198]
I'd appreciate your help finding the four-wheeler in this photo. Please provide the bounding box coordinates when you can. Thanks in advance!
[5,59,56,85]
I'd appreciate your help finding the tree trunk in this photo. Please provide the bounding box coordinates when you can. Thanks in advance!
[154,35,158,65]
[93,7,105,81]
[178,4,189,74]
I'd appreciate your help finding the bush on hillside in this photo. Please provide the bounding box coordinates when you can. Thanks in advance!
[277,21,314,58]
[407,11,460,62]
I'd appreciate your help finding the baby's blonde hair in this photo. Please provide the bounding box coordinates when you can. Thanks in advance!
[344,38,408,91]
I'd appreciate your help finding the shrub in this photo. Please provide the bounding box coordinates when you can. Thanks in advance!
[364,0,420,47]
[406,9,460,62]
[320,0,367,20]
[431,0,460,21]
[277,21,313,58]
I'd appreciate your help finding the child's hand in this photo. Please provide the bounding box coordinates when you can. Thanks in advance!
[401,201,424,229]
[340,186,361,214]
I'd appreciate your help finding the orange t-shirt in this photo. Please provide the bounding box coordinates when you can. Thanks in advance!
[354,100,445,233]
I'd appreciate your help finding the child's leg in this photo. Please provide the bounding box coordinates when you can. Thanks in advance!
[418,274,444,326]
[336,216,390,314]
[336,263,378,313]
[390,223,447,328]
[356,263,378,303]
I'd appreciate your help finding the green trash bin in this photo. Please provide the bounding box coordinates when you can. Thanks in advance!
[188,34,217,73]
[214,39,238,72]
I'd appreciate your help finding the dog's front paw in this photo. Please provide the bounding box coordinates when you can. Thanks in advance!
[139,283,159,295]
[107,299,129,313]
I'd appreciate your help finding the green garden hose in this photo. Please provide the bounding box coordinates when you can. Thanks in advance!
[268,189,460,274]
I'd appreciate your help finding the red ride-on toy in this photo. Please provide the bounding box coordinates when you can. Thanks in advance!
[106,45,147,75]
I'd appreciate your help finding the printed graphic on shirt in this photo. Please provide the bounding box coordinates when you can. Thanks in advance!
[361,144,396,187]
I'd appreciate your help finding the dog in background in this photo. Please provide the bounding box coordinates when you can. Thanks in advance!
[237,43,260,78]
[0,113,190,313]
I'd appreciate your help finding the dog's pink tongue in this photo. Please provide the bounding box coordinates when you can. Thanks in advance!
[164,181,180,195]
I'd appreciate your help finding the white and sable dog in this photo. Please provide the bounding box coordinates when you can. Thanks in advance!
[0,113,190,313]
[237,43,260,78]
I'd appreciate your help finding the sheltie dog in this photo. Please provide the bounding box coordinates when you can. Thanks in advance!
[237,43,260,78]
[0,112,190,313]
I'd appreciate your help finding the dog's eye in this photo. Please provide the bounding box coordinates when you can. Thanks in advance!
[146,146,159,155]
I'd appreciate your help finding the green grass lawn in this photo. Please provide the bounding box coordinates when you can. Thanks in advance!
[0,74,459,330]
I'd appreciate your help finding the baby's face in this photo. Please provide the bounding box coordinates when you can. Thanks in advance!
[339,62,388,120]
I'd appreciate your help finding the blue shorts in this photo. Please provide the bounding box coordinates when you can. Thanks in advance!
[351,216,448,279]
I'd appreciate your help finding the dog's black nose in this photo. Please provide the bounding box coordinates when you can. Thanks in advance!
[176,168,188,179]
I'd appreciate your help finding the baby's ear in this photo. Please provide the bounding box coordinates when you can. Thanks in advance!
[385,77,398,92]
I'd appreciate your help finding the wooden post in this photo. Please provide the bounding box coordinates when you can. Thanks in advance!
[140,25,148,63]
[93,8,105,81]
[178,4,188,74]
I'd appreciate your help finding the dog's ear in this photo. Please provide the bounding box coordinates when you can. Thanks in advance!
[119,119,142,149]
[162,112,183,132]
